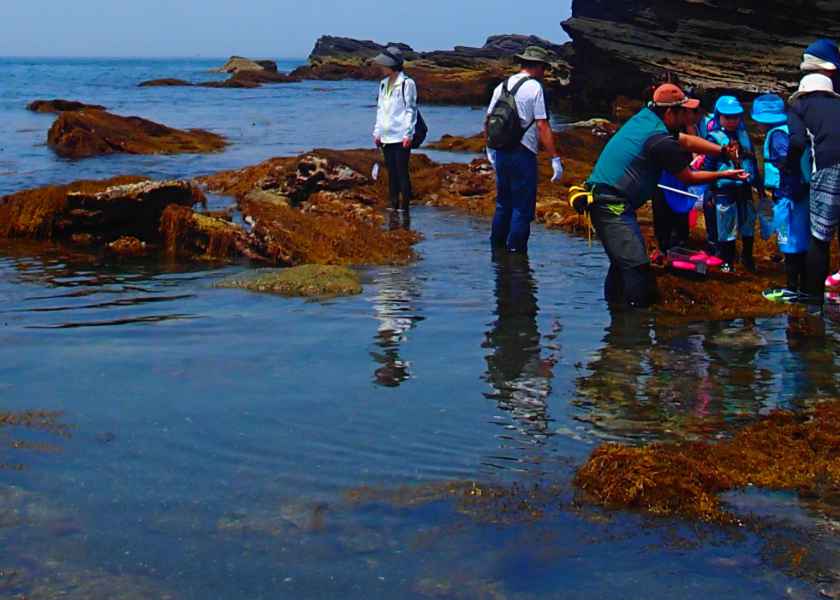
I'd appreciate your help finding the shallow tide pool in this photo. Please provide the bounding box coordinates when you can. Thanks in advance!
[2,58,840,599]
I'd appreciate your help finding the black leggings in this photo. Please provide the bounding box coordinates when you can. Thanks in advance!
[652,189,689,252]
[382,144,412,210]
[806,235,830,299]
[785,252,807,292]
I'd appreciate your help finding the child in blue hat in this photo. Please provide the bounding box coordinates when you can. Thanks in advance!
[751,94,811,303]
[702,95,759,272]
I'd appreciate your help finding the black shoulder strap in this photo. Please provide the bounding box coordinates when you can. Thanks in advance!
[401,77,416,105]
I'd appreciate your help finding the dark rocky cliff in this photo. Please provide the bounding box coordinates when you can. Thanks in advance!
[562,0,840,111]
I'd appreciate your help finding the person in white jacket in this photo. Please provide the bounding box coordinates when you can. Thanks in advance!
[373,46,418,213]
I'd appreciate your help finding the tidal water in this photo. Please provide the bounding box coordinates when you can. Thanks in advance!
[1,58,840,599]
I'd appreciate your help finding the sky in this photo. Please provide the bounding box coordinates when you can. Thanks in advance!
[0,1,572,58]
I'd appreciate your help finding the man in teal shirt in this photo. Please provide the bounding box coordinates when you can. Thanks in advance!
[586,84,748,307]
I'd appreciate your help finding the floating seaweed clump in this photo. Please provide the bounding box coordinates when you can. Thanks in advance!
[575,401,840,521]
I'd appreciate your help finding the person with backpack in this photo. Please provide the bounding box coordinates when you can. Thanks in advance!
[751,94,811,303]
[583,84,748,308]
[485,46,564,254]
[373,46,422,215]
[786,69,840,305]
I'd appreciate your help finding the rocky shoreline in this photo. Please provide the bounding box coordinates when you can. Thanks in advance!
[290,35,571,106]
[0,121,797,319]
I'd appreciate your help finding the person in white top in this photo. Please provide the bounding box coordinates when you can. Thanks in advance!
[373,46,418,214]
[485,46,563,254]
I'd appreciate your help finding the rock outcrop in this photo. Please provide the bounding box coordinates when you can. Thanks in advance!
[26,99,106,113]
[139,56,299,89]
[0,177,204,245]
[197,149,421,266]
[561,0,840,112]
[137,78,193,88]
[46,110,227,159]
[213,56,279,74]
[292,35,571,105]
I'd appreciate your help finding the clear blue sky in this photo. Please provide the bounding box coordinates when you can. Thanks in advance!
[1,0,571,58]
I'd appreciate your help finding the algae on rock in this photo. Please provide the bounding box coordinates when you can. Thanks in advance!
[216,265,363,298]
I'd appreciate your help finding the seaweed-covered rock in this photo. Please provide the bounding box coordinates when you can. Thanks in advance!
[160,205,264,261]
[575,401,840,522]
[0,177,203,244]
[106,236,149,257]
[26,99,106,113]
[216,265,363,298]
[46,110,227,159]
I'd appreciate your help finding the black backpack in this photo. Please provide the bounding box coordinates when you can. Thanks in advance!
[402,79,428,149]
[486,76,535,150]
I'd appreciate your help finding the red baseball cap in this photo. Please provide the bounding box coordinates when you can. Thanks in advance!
[652,83,700,109]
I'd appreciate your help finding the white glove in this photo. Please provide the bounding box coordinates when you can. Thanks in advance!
[486,147,496,170]
[551,157,564,182]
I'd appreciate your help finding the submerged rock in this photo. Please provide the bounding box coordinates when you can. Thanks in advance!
[137,78,193,88]
[26,99,106,113]
[216,265,363,298]
[46,110,227,159]
[0,177,203,245]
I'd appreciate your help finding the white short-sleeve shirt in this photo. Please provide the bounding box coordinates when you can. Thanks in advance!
[486,73,548,155]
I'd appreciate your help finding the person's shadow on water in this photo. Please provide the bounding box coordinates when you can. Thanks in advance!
[483,251,553,439]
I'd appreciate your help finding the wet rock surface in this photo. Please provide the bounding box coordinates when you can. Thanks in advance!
[0,177,204,246]
[213,56,280,74]
[26,99,106,113]
[198,149,422,265]
[292,34,571,106]
[216,265,363,298]
[47,110,227,159]
[562,0,840,111]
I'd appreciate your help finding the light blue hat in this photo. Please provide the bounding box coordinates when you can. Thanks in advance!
[715,95,744,116]
[751,94,787,125]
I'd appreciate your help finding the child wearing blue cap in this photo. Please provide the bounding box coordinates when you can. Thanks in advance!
[751,94,811,303]
[702,95,759,272]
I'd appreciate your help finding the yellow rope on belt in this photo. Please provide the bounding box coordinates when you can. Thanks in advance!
[568,185,596,247]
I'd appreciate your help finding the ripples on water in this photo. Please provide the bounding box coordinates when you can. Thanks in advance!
[2,59,840,598]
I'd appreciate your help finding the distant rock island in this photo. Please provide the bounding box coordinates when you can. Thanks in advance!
[139,56,300,89]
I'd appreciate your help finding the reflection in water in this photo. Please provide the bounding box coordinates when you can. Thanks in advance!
[575,310,780,442]
[0,243,204,330]
[784,314,840,403]
[483,252,553,441]
[369,266,424,387]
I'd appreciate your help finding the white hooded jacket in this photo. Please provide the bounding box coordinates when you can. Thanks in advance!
[373,71,418,144]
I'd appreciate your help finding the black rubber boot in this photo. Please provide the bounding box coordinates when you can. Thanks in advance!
[741,237,755,273]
